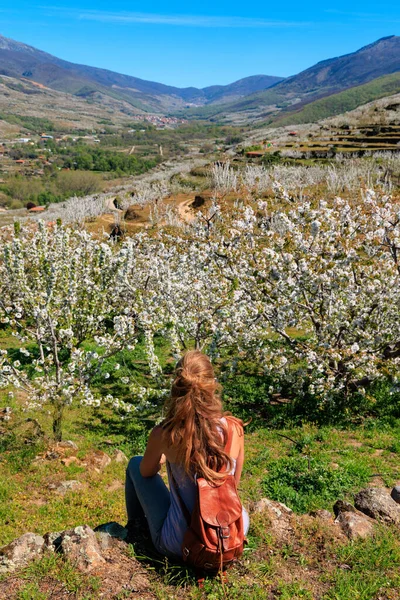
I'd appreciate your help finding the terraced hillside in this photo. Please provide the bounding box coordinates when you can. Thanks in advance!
[240,93,400,160]
[276,124,400,157]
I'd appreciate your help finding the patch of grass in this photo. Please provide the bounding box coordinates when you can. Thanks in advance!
[324,528,400,599]
[23,553,99,589]
[262,455,371,513]
[16,583,47,600]
[15,553,101,599]
[277,581,313,599]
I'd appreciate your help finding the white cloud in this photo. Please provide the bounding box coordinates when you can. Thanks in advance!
[39,7,314,29]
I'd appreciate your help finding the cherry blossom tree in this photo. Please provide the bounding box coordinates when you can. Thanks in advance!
[0,222,137,440]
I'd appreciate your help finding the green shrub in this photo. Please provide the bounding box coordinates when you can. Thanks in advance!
[9,199,24,210]
[261,151,282,166]
[56,170,102,196]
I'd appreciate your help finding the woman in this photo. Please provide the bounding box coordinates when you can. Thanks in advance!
[125,350,249,559]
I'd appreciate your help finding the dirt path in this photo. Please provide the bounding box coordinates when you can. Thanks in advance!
[105,197,123,213]
[176,195,197,222]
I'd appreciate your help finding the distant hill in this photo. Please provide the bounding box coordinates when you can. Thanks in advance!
[0,34,283,112]
[184,36,400,121]
[201,75,284,104]
[269,71,400,127]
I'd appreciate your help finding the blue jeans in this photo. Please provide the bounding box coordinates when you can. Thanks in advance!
[125,456,171,555]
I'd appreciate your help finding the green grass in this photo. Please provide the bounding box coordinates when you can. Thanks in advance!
[262,455,371,513]
[9,554,101,599]
[323,528,400,599]
[1,406,400,597]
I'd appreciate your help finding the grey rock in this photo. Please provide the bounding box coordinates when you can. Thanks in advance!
[354,487,400,525]
[335,510,375,539]
[45,451,60,460]
[94,522,128,541]
[309,509,333,521]
[0,533,45,574]
[113,449,128,464]
[84,450,111,472]
[391,486,400,505]
[49,480,83,494]
[57,440,78,450]
[333,500,358,517]
[43,531,62,552]
[250,498,294,543]
[251,498,293,516]
[59,525,105,571]
[0,407,12,422]
[96,531,112,551]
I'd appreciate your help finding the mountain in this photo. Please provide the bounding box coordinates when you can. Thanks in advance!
[272,36,400,96]
[0,34,283,112]
[183,36,400,122]
[201,76,285,104]
[269,71,400,128]
[1,32,399,124]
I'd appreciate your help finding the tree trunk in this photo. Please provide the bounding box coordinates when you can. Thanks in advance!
[52,401,64,442]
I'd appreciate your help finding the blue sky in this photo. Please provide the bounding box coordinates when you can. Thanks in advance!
[0,1,399,87]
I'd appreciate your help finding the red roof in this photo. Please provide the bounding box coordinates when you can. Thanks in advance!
[29,206,46,212]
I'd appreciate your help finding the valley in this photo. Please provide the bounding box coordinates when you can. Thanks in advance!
[1,27,400,600]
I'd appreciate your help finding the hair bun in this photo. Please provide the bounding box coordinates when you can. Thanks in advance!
[180,368,200,386]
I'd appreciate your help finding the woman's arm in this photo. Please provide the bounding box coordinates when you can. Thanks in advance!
[139,426,165,478]
[234,430,245,486]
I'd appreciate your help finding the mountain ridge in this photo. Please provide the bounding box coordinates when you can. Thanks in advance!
[180,35,400,122]
[0,33,283,110]
[1,33,400,123]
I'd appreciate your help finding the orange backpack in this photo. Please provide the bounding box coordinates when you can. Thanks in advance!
[169,417,245,571]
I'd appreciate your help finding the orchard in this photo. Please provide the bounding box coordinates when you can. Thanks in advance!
[1,158,400,437]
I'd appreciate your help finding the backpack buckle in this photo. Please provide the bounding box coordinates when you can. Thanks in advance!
[220,526,230,539]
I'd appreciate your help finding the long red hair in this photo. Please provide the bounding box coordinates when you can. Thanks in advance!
[162,350,243,484]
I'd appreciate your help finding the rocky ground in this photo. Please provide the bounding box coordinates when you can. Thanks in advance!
[1,479,400,599]
[1,393,400,598]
